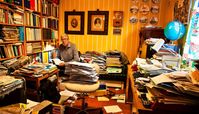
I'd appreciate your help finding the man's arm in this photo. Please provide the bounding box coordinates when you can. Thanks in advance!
[73,45,80,62]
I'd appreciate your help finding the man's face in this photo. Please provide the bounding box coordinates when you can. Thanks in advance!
[61,37,69,46]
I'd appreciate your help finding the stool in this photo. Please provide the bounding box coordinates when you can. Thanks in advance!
[62,81,103,114]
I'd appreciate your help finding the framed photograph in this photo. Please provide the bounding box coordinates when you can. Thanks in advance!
[113,11,123,27]
[87,10,109,35]
[65,11,85,34]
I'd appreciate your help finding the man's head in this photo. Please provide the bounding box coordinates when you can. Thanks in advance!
[61,34,69,46]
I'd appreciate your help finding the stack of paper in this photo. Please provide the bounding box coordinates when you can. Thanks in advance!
[104,105,122,113]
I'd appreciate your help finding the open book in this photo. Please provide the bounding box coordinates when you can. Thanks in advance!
[52,58,64,65]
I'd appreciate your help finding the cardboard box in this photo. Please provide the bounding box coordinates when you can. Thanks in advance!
[31,100,53,114]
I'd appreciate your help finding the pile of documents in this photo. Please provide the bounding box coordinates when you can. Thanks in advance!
[146,71,199,108]
[0,76,23,97]
[80,51,107,74]
[66,61,99,83]
[105,50,124,74]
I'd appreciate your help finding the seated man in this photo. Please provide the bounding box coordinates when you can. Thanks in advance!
[52,34,80,77]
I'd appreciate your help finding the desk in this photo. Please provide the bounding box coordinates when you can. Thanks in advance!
[99,65,128,87]
[22,69,59,101]
[126,65,152,114]
[125,65,199,114]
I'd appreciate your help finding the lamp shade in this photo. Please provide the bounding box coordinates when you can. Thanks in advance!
[164,21,186,41]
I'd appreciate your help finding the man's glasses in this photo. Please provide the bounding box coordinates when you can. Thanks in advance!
[61,38,68,40]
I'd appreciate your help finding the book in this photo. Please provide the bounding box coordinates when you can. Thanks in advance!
[52,58,64,65]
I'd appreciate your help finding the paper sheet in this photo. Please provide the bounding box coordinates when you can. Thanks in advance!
[26,99,39,109]
[104,105,122,113]
[151,74,174,85]
[97,97,109,101]
[52,58,64,65]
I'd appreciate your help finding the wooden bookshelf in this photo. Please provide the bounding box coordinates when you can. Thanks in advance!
[0,0,59,62]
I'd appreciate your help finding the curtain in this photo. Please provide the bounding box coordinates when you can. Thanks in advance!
[183,0,199,60]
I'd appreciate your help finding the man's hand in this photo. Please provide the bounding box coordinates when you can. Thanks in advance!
[59,62,65,66]
[52,51,57,59]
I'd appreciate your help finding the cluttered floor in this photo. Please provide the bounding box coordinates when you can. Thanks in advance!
[56,87,131,114]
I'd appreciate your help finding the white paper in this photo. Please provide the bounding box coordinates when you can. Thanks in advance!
[26,99,39,109]
[151,74,174,85]
[52,58,64,65]
[104,105,122,113]
[97,96,109,101]
[60,89,76,97]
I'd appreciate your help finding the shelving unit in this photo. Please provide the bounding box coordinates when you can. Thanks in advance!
[0,0,59,62]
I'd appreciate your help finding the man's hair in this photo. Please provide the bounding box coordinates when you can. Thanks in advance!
[61,34,69,40]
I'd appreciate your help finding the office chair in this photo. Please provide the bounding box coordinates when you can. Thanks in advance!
[62,63,103,114]
[63,81,103,114]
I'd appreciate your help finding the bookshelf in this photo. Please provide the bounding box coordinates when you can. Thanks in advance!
[0,0,59,62]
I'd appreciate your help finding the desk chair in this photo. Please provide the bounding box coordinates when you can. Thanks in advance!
[62,81,103,114]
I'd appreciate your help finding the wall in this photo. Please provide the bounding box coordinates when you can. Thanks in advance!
[59,0,174,63]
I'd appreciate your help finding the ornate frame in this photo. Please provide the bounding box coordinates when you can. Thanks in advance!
[87,10,109,35]
[65,10,85,34]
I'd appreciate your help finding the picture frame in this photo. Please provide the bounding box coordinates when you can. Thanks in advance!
[65,10,84,35]
[113,11,123,27]
[87,10,109,35]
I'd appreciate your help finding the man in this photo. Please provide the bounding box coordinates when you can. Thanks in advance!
[53,34,79,63]
[52,34,80,75]
[52,34,80,91]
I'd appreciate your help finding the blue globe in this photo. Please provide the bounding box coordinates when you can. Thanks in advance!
[164,21,186,41]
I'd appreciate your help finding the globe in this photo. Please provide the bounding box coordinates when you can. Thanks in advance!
[164,21,186,41]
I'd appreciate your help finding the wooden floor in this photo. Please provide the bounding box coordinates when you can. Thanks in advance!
[68,89,132,114]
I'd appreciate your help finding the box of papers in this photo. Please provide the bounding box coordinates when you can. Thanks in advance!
[31,100,53,114]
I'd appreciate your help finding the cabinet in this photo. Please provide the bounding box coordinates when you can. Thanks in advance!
[138,27,167,58]
[0,0,59,62]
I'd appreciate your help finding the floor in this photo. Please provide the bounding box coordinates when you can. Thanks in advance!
[64,88,132,114]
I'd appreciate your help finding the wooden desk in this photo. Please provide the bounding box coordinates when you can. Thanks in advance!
[126,65,152,114]
[23,69,59,101]
[125,65,199,114]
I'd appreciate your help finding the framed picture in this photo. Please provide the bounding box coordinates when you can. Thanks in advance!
[87,10,109,35]
[113,11,123,27]
[65,11,84,34]
[113,28,122,35]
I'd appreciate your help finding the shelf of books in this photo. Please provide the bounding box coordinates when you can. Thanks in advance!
[0,0,59,62]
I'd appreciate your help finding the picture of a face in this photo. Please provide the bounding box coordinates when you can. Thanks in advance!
[94,18,101,27]
[71,18,78,28]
